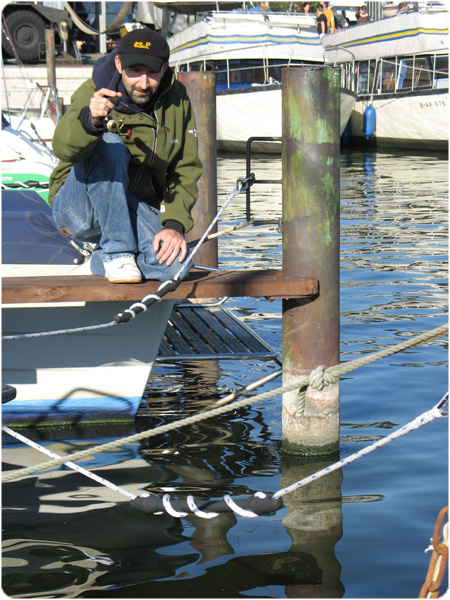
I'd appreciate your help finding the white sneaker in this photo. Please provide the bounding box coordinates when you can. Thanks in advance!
[104,255,142,283]
[70,257,93,276]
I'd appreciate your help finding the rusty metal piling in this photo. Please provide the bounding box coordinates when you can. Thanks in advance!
[177,71,218,269]
[281,66,341,455]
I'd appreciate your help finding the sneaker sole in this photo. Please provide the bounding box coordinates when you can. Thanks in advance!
[108,277,142,284]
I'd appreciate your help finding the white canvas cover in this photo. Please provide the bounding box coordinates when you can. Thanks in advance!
[168,11,324,64]
[322,11,448,63]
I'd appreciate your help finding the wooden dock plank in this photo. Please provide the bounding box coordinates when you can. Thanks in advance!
[186,307,250,354]
[168,310,213,354]
[209,307,269,354]
[157,302,278,360]
[2,269,318,305]
[182,307,248,354]
[163,319,194,355]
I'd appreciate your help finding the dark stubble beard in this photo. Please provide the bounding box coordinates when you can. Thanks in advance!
[129,85,153,106]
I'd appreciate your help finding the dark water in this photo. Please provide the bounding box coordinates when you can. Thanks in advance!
[2,149,448,599]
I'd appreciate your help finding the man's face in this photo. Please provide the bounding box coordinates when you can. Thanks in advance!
[115,56,168,106]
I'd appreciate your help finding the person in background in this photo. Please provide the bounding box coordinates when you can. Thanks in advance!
[321,1,335,32]
[316,4,328,35]
[341,9,351,26]
[300,2,311,13]
[249,1,270,12]
[357,4,371,24]
[49,27,202,284]
[396,2,408,14]
[261,1,271,19]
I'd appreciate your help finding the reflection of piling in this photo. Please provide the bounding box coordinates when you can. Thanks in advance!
[178,72,218,269]
[280,454,344,597]
[281,66,340,455]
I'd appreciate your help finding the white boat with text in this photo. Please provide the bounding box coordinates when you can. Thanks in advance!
[322,8,448,150]
[168,8,356,152]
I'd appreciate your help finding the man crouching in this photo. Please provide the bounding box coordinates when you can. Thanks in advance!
[49,27,202,283]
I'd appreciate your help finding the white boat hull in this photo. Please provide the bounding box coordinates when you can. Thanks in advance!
[216,85,355,152]
[2,298,174,426]
[1,123,57,202]
[322,10,449,151]
[350,90,448,150]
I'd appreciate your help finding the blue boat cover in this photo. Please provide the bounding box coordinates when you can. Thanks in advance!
[2,189,83,264]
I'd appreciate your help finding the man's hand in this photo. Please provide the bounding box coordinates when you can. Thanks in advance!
[89,89,122,128]
[153,229,188,266]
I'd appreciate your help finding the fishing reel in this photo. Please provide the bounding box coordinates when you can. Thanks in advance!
[103,96,124,135]
[104,115,124,134]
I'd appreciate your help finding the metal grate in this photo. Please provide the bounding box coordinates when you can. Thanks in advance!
[157,301,278,362]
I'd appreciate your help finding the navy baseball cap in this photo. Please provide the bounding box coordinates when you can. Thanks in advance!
[118,28,170,72]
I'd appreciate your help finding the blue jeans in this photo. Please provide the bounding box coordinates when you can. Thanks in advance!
[52,132,191,282]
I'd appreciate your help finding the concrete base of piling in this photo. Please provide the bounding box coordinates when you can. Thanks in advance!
[281,378,340,456]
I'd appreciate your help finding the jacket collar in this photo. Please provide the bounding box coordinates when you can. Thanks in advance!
[92,48,173,114]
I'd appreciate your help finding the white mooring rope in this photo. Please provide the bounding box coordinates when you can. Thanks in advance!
[3,394,447,519]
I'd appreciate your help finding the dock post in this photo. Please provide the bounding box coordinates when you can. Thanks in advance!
[177,72,218,269]
[281,66,340,456]
[45,28,56,88]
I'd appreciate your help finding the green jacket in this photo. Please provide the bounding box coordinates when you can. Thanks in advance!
[49,67,202,234]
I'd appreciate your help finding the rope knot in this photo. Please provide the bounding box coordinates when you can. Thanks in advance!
[308,365,339,391]
[309,365,327,390]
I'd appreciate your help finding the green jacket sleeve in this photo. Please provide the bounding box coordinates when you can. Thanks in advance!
[52,80,102,163]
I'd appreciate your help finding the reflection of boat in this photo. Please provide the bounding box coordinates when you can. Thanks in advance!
[168,8,356,152]
[2,190,173,427]
[323,9,449,150]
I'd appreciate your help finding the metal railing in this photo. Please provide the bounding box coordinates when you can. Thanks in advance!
[338,53,448,98]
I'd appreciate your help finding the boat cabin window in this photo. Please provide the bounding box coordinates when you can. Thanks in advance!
[433,55,449,89]
[396,57,432,90]
[357,56,441,95]
[177,58,315,90]
[177,60,214,72]
[356,61,378,94]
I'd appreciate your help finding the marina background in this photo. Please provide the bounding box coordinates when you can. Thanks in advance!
[2,147,448,598]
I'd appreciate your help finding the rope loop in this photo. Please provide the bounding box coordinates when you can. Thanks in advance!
[187,496,219,519]
[223,494,258,518]
[236,173,256,193]
[309,365,327,390]
[140,294,162,305]
[162,494,188,518]
[3,326,447,483]
[308,365,339,391]
[127,302,148,315]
